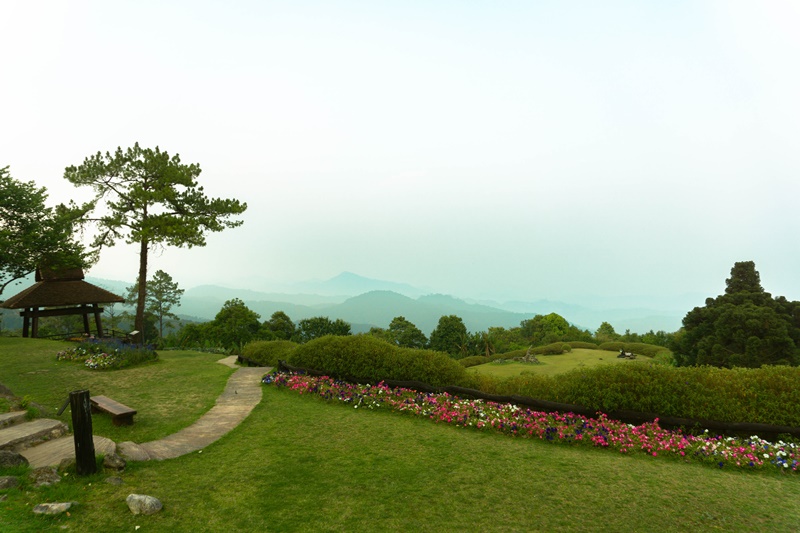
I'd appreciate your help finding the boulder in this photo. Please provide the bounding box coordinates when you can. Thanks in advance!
[0,450,29,468]
[58,457,76,472]
[29,467,60,487]
[105,476,124,486]
[126,494,163,515]
[103,452,126,472]
[0,475,19,489]
[32,502,77,515]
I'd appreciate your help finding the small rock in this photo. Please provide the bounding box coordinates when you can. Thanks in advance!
[0,450,29,468]
[105,476,124,486]
[103,453,127,472]
[58,457,76,472]
[32,501,77,515]
[0,494,8,502]
[29,467,60,487]
[0,476,19,489]
[126,494,163,515]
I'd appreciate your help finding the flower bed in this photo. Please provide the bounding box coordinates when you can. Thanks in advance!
[55,340,158,370]
[263,372,799,473]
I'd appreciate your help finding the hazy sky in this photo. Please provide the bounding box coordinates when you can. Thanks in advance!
[2,1,799,309]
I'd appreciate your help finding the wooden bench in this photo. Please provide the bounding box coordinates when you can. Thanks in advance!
[90,395,137,426]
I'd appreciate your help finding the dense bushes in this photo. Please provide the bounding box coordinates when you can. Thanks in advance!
[289,335,474,387]
[482,363,800,427]
[242,340,298,366]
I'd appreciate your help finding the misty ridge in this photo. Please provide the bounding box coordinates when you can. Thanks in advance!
[80,271,688,336]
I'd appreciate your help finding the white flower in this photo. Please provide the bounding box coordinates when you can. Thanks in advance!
[763,453,770,458]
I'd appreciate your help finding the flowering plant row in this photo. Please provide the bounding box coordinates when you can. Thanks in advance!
[263,372,799,473]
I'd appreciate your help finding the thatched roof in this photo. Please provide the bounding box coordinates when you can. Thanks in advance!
[1,268,124,309]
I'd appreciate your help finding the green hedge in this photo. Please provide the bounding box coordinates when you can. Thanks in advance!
[567,341,598,350]
[530,342,571,355]
[483,363,800,427]
[242,340,298,366]
[459,356,490,368]
[598,342,671,358]
[289,335,474,387]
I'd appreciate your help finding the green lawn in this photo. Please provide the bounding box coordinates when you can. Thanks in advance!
[0,337,233,442]
[469,348,654,377]
[2,338,800,531]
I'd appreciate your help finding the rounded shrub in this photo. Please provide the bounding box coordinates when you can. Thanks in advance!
[289,335,472,387]
[567,341,598,350]
[598,341,625,352]
[531,342,569,355]
[242,340,298,366]
[459,355,490,368]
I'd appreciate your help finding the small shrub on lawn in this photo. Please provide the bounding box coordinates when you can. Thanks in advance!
[459,356,490,368]
[242,340,298,366]
[289,335,474,387]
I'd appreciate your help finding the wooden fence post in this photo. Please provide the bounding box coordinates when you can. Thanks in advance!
[69,390,96,475]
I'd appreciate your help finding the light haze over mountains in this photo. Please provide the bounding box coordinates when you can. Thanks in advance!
[83,271,691,335]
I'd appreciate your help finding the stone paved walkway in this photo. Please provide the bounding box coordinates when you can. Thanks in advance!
[24,357,270,466]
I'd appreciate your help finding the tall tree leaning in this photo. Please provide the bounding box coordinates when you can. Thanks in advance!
[64,144,247,341]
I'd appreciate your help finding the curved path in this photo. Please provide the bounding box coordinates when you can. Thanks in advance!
[119,357,270,461]
[23,357,270,467]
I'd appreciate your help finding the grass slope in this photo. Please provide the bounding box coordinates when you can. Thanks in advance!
[4,387,800,531]
[470,348,653,377]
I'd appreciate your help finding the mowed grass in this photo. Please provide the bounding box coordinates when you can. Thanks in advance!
[0,337,233,442]
[3,338,800,531]
[469,348,654,377]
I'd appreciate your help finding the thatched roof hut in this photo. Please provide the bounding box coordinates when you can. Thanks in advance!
[1,267,124,338]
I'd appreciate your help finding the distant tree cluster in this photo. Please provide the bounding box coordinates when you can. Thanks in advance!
[673,261,800,368]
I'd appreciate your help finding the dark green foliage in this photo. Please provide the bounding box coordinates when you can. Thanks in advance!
[386,316,427,349]
[297,316,351,342]
[289,335,472,387]
[594,321,620,343]
[242,340,298,366]
[211,299,262,349]
[567,341,599,350]
[64,143,246,337]
[675,261,800,368]
[263,311,296,341]
[520,313,570,344]
[459,355,490,367]
[0,166,92,297]
[486,363,800,426]
[428,315,469,357]
[490,349,526,361]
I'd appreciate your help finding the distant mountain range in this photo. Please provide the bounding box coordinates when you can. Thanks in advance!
[1,271,688,335]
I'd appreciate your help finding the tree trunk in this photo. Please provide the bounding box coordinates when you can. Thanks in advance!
[135,237,148,345]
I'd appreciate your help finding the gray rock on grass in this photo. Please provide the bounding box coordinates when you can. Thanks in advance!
[103,452,127,472]
[0,450,28,468]
[126,493,163,515]
[0,475,19,489]
[32,501,77,515]
[29,467,60,487]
